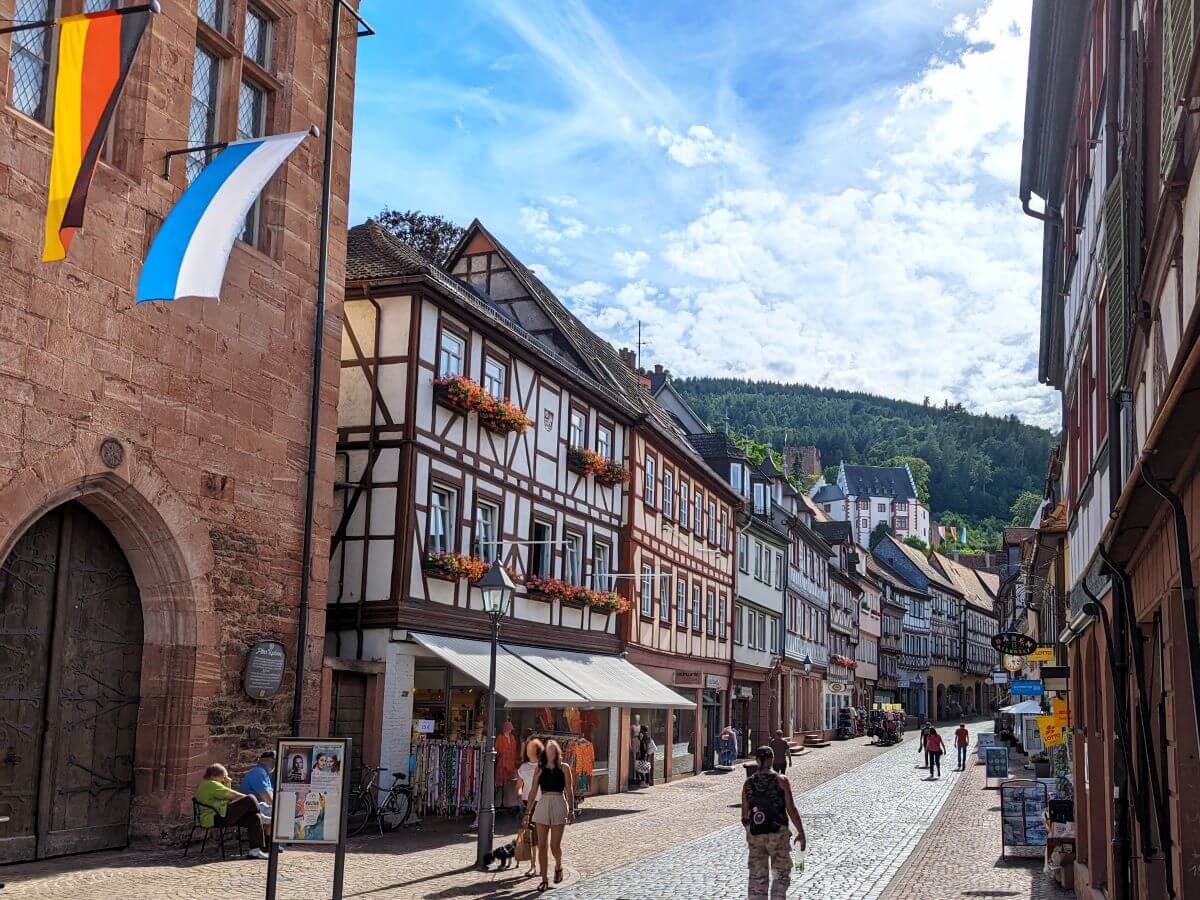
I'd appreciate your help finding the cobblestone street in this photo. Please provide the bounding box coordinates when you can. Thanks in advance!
[0,723,1070,900]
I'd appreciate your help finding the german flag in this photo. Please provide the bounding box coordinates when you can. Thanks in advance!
[42,8,151,262]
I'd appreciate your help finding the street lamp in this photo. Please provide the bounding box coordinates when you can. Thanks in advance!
[476,561,515,868]
[802,654,813,676]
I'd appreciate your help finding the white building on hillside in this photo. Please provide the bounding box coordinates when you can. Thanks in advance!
[812,462,930,550]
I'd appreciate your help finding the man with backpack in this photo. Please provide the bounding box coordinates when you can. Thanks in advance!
[742,745,807,899]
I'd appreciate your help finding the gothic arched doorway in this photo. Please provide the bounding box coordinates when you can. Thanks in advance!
[0,501,143,862]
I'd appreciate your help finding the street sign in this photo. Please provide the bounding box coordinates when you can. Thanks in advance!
[1027,646,1055,663]
[992,631,1037,655]
[1011,679,1044,696]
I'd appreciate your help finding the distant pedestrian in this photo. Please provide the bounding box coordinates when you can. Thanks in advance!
[719,727,737,766]
[768,730,790,775]
[925,728,945,779]
[742,746,806,900]
[954,723,970,770]
[918,722,933,770]
[637,725,657,786]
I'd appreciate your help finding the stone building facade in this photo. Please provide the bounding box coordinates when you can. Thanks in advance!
[0,0,357,858]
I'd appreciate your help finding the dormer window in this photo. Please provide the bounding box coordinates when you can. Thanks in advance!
[753,482,769,515]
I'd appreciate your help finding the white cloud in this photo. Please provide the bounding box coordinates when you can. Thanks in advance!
[648,124,751,169]
[612,249,650,277]
[520,205,589,244]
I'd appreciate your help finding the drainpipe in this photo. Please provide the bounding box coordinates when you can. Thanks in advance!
[355,286,383,661]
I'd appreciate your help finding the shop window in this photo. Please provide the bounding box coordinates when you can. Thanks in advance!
[499,707,611,789]
[630,708,668,784]
[474,500,499,563]
[640,564,653,616]
[673,707,696,777]
[428,486,456,555]
[412,667,448,740]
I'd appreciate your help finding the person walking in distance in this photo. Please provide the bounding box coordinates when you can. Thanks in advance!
[768,730,790,775]
[524,739,576,891]
[743,745,806,900]
[637,725,657,787]
[924,727,945,779]
[918,721,933,770]
[954,723,970,771]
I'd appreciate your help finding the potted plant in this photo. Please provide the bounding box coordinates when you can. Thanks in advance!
[586,591,630,615]
[432,374,532,435]
[567,446,607,477]
[477,396,533,434]
[423,551,488,583]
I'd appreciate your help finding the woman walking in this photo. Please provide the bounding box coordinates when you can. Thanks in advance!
[515,738,544,878]
[637,725,657,786]
[924,727,946,779]
[524,739,576,891]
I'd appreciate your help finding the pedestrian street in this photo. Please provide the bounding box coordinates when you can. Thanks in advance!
[555,724,985,900]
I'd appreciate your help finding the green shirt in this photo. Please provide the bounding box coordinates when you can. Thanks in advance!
[194,778,240,827]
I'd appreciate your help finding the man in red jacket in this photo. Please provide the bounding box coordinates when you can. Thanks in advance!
[954,723,970,770]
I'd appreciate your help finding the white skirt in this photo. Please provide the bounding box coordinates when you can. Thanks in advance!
[532,791,569,826]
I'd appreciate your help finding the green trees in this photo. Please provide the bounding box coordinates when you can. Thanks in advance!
[1009,490,1044,527]
[374,208,465,263]
[869,522,893,549]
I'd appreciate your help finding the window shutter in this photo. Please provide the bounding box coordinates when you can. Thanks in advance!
[1102,174,1127,395]
[1161,0,1194,177]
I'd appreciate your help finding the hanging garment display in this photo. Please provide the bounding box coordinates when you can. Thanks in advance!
[411,740,485,817]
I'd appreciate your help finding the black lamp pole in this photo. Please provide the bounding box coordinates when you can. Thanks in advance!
[475,561,515,867]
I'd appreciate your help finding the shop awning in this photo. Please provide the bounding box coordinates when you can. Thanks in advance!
[999,700,1044,715]
[409,632,695,710]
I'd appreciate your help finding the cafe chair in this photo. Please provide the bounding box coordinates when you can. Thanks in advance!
[182,799,248,860]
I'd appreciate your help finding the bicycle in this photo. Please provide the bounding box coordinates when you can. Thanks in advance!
[346,766,413,836]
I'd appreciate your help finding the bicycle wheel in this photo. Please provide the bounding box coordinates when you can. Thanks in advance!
[381,790,411,831]
[346,790,375,837]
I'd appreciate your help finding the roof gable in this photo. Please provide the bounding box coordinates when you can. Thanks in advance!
[839,464,917,501]
[881,536,959,594]
[930,552,993,611]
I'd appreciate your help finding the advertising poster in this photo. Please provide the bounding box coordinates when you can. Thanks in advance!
[985,746,1009,780]
[976,732,996,761]
[273,738,348,845]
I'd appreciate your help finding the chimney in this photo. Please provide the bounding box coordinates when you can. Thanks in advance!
[653,363,665,376]
[618,348,636,370]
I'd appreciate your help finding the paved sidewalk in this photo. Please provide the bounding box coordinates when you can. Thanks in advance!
[879,741,1071,900]
[552,723,987,899]
[0,734,895,899]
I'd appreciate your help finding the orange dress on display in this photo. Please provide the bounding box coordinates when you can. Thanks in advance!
[495,723,518,784]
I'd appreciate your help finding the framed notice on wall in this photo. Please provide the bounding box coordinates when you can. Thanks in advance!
[272,738,351,845]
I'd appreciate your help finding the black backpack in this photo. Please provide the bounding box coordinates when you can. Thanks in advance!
[745,772,787,835]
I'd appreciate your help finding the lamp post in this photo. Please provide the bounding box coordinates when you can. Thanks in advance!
[476,560,515,868]
[802,654,813,676]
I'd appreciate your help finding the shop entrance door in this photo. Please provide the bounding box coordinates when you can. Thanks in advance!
[701,690,721,771]
[0,502,143,863]
[329,670,368,782]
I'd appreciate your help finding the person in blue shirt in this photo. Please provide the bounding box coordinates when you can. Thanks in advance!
[239,750,276,816]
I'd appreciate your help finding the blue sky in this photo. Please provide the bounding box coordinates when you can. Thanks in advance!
[348,0,1056,427]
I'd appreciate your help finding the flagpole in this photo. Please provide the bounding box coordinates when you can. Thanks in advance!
[0,1,160,35]
[291,0,374,736]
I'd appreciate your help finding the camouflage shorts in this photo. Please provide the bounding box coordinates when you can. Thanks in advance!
[746,828,791,900]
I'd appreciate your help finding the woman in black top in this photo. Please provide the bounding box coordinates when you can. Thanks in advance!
[524,739,575,891]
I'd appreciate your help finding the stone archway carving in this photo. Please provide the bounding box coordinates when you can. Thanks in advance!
[0,434,216,839]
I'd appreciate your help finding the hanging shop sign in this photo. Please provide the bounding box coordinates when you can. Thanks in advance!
[1027,646,1055,663]
[991,671,1009,684]
[705,674,722,690]
[1004,655,1025,673]
[674,671,702,687]
[827,682,848,694]
[992,631,1037,656]
[1010,679,1044,697]
[243,640,286,700]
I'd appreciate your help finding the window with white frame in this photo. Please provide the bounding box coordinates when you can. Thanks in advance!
[770,618,779,653]
[707,501,717,543]
[676,578,687,625]
[877,503,886,512]
[738,533,749,572]
[692,585,701,630]
[474,500,499,563]
[645,456,656,505]
[720,510,728,550]
[660,574,671,622]
[483,357,506,399]
[754,542,763,580]
[694,491,703,536]
[746,609,756,650]
[774,553,783,590]
[531,521,553,578]
[730,463,745,495]
[428,486,455,555]
[438,330,465,378]
[641,564,653,615]
[757,612,765,649]
[564,533,583,585]
[597,424,612,460]
[706,590,715,635]
[569,409,586,447]
[719,596,727,638]
[663,471,674,518]
[679,482,690,527]
[754,482,768,515]
[593,542,611,590]
[734,604,743,644]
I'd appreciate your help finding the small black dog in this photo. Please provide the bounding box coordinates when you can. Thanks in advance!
[482,840,517,870]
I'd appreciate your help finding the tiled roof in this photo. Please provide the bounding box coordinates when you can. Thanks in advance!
[885,536,960,595]
[813,484,844,503]
[758,454,782,478]
[686,431,747,460]
[931,552,994,612]
[973,568,1000,598]
[867,556,929,597]
[841,465,917,500]
[813,521,852,544]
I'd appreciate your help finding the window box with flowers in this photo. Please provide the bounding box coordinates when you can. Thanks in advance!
[433,375,532,435]
[595,461,630,487]
[423,551,488,583]
[567,446,607,477]
[524,576,631,617]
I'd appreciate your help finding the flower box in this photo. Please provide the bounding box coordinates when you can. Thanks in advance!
[524,576,630,615]
[567,446,607,477]
[595,461,630,487]
[423,551,488,583]
[432,375,532,435]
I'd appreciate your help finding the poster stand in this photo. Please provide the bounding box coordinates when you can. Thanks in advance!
[984,745,1009,789]
[265,737,352,900]
[999,778,1049,858]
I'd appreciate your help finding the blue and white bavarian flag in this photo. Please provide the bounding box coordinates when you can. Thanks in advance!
[137,130,310,302]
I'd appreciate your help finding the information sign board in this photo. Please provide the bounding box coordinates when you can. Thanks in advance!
[999,779,1049,857]
[985,746,1009,781]
[273,738,350,844]
[1010,679,1044,696]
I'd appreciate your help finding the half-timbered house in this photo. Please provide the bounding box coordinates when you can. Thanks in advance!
[327,221,689,802]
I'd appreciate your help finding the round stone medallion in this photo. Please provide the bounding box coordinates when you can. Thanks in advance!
[99,438,125,469]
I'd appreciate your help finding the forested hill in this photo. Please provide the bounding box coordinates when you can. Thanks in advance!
[675,378,1055,536]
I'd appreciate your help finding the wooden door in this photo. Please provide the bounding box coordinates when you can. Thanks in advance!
[329,671,367,783]
[0,503,142,862]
